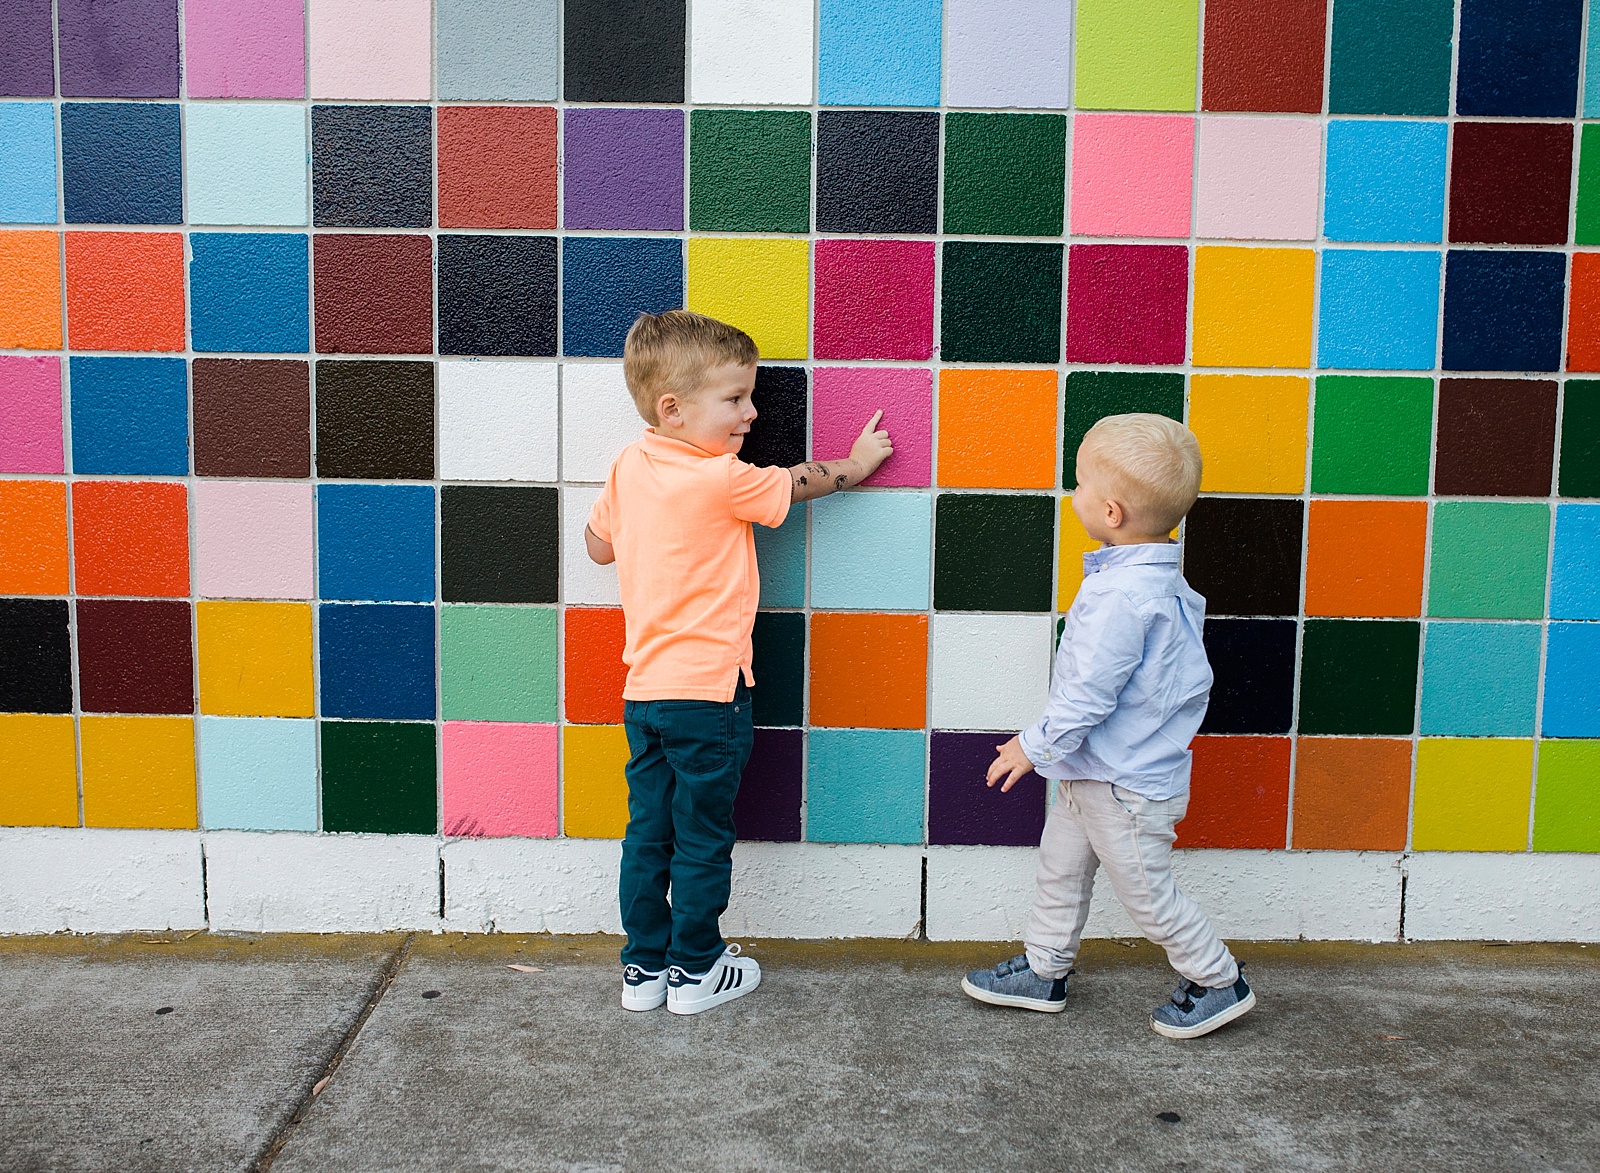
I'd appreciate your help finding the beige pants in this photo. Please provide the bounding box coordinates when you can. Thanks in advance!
[1024,779,1239,988]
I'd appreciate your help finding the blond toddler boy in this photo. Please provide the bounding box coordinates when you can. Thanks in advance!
[586,310,891,1015]
[961,413,1255,1039]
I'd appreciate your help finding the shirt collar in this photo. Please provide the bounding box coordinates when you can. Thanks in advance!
[1082,542,1181,575]
[639,427,718,459]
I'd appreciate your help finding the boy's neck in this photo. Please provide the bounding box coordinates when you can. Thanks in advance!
[1102,533,1175,547]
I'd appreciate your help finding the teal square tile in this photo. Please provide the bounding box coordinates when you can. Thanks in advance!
[807,728,925,844]
[1419,622,1542,736]
[1428,502,1550,619]
[756,505,807,608]
[811,491,931,610]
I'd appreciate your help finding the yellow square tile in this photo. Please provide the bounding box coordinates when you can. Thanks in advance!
[197,601,314,717]
[1057,497,1101,611]
[687,237,809,360]
[562,723,631,839]
[0,714,79,827]
[1192,246,1315,368]
[1412,738,1533,852]
[1189,374,1308,493]
[81,716,197,829]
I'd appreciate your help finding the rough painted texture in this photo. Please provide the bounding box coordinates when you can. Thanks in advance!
[928,732,1047,847]
[76,600,194,715]
[1449,122,1574,245]
[440,487,559,604]
[690,111,812,233]
[1185,498,1304,616]
[193,359,310,478]
[1455,0,1583,117]
[61,103,183,224]
[184,0,305,99]
[438,235,558,357]
[942,114,1066,236]
[441,721,558,837]
[563,0,685,104]
[186,104,308,226]
[312,106,433,229]
[312,235,434,355]
[929,613,1053,730]
[1070,114,1194,238]
[0,0,57,97]
[194,480,314,600]
[437,106,557,230]
[812,367,930,487]
[1066,244,1188,365]
[307,0,431,101]
[1324,120,1448,244]
[733,729,804,842]
[58,0,179,98]
[314,361,434,480]
[945,0,1072,109]
[562,238,680,357]
[1074,0,1198,111]
[1328,0,1455,115]
[1201,619,1297,733]
[442,606,557,723]
[1196,117,1321,240]
[317,606,435,722]
[189,233,310,353]
[71,480,189,597]
[692,0,814,105]
[0,601,73,715]
[438,361,558,483]
[437,0,557,101]
[813,239,934,361]
[811,492,932,610]
[68,356,189,475]
[932,494,1055,612]
[1434,378,1558,496]
[940,243,1063,364]
[816,111,939,234]
[820,0,942,106]
[199,716,318,829]
[205,830,438,930]
[316,484,435,603]
[1201,0,1327,112]
[564,109,683,232]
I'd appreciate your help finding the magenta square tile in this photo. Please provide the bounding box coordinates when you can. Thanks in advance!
[814,239,935,360]
[0,357,63,474]
[734,727,802,842]
[59,0,180,97]
[813,367,931,487]
[928,730,1046,847]
[442,721,559,837]
[1065,244,1189,366]
[563,109,684,231]
[186,0,306,98]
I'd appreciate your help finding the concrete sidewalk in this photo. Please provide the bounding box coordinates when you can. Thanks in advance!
[1,935,1596,1172]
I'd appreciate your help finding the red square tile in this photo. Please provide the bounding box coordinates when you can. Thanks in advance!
[313,234,433,354]
[1177,735,1290,848]
[1066,244,1188,365]
[564,607,627,724]
[1291,737,1411,850]
[813,239,934,361]
[65,232,186,352]
[438,106,558,230]
[1449,122,1573,246]
[72,480,190,597]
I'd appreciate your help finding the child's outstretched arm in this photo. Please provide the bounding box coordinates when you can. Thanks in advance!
[788,411,892,502]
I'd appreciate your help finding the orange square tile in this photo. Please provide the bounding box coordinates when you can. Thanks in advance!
[1304,499,1427,617]
[0,481,69,595]
[65,231,186,352]
[565,607,627,724]
[0,230,63,349]
[809,612,927,729]
[72,481,189,597]
[937,369,1059,488]
[1177,735,1290,848]
[1291,737,1411,850]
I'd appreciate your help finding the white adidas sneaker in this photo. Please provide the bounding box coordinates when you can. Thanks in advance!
[665,944,761,1015]
[621,964,668,1012]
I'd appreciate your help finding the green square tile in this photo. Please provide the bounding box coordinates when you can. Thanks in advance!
[1560,381,1600,497]
[1074,0,1199,112]
[1063,371,1184,474]
[940,243,1063,364]
[320,720,437,834]
[1533,740,1600,851]
[689,109,812,233]
[934,494,1055,612]
[942,113,1066,237]
[1311,376,1434,495]
[1577,127,1600,246]
[1328,0,1454,116]
[440,605,557,721]
[752,611,804,727]
[1298,619,1420,735]
[1428,502,1551,619]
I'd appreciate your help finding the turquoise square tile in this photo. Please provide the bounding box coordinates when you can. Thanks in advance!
[807,727,925,844]
[1419,622,1542,737]
[811,491,931,610]
[756,504,807,608]
[198,717,318,831]
[187,103,308,226]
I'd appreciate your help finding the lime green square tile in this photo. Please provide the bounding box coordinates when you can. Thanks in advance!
[441,605,557,722]
[942,113,1066,236]
[1311,375,1433,495]
[1533,740,1600,851]
[1428,502,1551,619]
[689,110,812,233]
[1074,0,1199,112]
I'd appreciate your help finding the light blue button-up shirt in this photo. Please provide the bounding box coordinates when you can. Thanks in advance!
[1018,542,1213,801]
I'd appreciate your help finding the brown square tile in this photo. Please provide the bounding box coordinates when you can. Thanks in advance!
[1449,122,1573,245]
[192,359,310,478]
[313,234,434,355]
[1435,378,1557,496]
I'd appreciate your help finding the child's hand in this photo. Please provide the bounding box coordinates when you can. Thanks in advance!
[849,410,893,476]
[986,737,1035,793]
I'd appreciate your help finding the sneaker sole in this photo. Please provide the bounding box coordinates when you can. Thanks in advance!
[960,976,1066,1013]
[1149,988,1256,1039]
[621,988,667,1012]
[666,968,761,1016]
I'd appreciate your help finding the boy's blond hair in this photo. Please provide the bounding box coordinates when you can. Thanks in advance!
[1079,413,1203,534]
[622,310,758,425]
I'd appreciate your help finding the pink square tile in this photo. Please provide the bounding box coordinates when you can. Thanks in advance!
[1066,244,1189,365]
[813,239,935,361]
[1196,116,1322,241]
[186,0,306,98]
[1071,114,1195,238]
[812,367,931,487]
[0,357,63,473]
[308,0,431,100]
[443,722,559,838]
[193,481,314,599]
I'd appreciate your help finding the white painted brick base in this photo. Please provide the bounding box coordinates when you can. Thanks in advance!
[725,842,923,938]
[441,837,623,934]
[0,828,205,933]
[1404,852,1600,941]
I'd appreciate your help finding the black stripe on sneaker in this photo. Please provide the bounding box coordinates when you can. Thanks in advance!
[714,968,729,995]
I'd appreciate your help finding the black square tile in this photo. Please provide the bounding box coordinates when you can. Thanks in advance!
[0,599,72,714]
[1184,498,1305,616]
[751,611,804,726]
[816,111,939,234]
[934,494,1055,612]
[563,0,685,103]
[312,105,433,229]
[441,486,558,603]
[738,366,807,469]
[1199,618,1297,734]
[438,234,558,357]
[314,361,435,480]
[1298,619,1421,735]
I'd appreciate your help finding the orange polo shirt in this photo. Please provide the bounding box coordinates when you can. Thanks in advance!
[588,429,791,702]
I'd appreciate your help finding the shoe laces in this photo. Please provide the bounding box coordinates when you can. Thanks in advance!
[725,943,743,958]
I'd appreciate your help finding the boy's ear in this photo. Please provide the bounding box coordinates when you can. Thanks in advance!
[1103,497,1126,530]
[656,392,680,426]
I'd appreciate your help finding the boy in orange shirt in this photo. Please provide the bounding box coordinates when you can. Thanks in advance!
[585,310,892,1015]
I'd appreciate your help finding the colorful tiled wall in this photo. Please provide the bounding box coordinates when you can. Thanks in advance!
[2,0,1598,864]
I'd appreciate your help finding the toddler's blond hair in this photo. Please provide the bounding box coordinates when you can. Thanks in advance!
[1079,413,1203,534]
[622,310,758,425]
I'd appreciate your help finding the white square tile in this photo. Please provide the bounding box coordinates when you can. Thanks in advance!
[930,613,1054,731]
[560,362,644,483]
[690,0,815,105]
[562,485,620,605]
[193,481,314,599]
[439,361,558,482]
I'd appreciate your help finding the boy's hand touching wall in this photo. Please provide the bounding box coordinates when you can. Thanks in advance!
[789,411,893,503]
[987,736,1036,793]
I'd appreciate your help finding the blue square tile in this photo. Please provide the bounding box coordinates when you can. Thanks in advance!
[1457,0,1583,117]
[1420,622,1542,736]
[1551,504,1600,620]
[318,603,436,720]
[60,102,182,224]
[189,233,310,353]
[187,103,308,227]
[1586,0,1600,116]
[1323,120,1447,243]
[68,357,188,475]
[317,484,436,602]
[1318,249,1441,370]
[811,491,931,609]
[756,505,807,608]
[820,0,943,106]
[561,237,682,357]
[0,103,58,224]
[1543,622,1600,736]
[1441,250,1567,372]
[198,716,318,831]
[806,727,926,843]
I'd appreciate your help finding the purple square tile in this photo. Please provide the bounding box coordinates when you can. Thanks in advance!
[563,108,684,231]
[735,728,802,842]
[59,0,179,97]
[929,731,1047,847]
[1,0,56,96]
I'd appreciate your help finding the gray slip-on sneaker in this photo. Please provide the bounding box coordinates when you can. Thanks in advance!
[1150,966,1255,1039]
[961,954,1068,1013]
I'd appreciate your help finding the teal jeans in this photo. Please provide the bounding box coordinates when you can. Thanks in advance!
[619,681,753,975]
